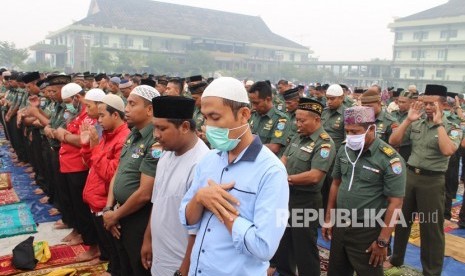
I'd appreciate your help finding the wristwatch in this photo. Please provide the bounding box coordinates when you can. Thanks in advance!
[174,270,183,276]
[432,123,444,128]
[376,238,390,248]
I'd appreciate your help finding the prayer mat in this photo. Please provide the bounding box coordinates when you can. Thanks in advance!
[0,173,11,190]
[0,244,89,275]
[384,266,423,276]
[0,203,36,239]
[13,262,107,276]
[411,233,465,264]
[319,245,329,273]
[0,188,19,206]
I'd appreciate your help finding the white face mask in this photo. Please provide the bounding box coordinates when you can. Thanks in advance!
[344,125,375,191]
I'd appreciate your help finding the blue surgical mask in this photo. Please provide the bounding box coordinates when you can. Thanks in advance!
[206,124,249,151]
[65,103,77,114]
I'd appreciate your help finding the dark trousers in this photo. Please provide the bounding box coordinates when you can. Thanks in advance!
[0,109,9,140]
[328,225,383,276]
[41,139,55,203]
[274,191,322,276]
[50,149,73,226]
[445,151,460,220]
[398,145,412,165]
[7,115,26,161]
[113,203,152,276]
[92,214,122,276]
[390,171,444,276]
[63,171,97,245]
[30,129,47,188]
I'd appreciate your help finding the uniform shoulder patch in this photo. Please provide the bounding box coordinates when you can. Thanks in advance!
[321,143,332,148]
[380,146,396,157]
[320,132,330,140]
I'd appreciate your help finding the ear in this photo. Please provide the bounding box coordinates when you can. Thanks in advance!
[180,121,191,134]
[146,104,153,117]
[238,106,251,124]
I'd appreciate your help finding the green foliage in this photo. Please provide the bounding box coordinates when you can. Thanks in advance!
[91,48,115,72]
[183,50,215,76]
[0,41,28,69]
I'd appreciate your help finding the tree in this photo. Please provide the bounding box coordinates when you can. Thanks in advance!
[91,48,115,72]
[147,53,179,75]
[183,50,215,76]
[0,41,28,69]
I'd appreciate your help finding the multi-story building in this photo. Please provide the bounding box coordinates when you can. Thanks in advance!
[389,0,465,92]
[30,0,310,75]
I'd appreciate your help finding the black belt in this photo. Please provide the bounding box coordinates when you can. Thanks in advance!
[407,164,444,176]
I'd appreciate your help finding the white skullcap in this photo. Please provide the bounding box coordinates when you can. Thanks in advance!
[202,77,250,104]
[245,80,254,86]
[85,88,106,102]
[130,85,160,102]
[326,84,343,97]
[102,94,125,113]
[61,83,83,99]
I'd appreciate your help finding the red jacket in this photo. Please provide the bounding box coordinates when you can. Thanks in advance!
[59,106,96,173]
[81,123,130,212]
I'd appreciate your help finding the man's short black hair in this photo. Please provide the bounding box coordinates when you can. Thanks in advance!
[106,104,125,119]
[222,99,249,120]
[249,81,272,99]
[278,79,288,86]
[168,78,184,94]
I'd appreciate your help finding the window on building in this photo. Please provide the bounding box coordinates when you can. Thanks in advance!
[413,31,428,40]
[127,38,133,47]
[441,30,458,39]
[411,50,426,59]
[395,32,403,41]
[438,49,446,59]
[436,69,445,78]
[143,38,151,48]
[394,50,401,59]
[409,69,424,77]
[119,37,125,48]
[102,36,109,46]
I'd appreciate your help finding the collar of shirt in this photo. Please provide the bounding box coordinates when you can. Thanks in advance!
[262,107,276,119]
[216,135,263,163]
[104,123,128,140]
[331,104,344,115]
[131,123,153,142]
[376,109,386,122]
[302,125,324,142]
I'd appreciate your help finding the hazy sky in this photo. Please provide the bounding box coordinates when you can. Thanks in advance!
[3,0,447,61]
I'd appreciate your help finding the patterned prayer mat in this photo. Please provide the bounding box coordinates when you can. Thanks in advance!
[0,203,36,239]
[0,173,12,190]
[0,244,89,275]
[13,262,107,276]
[0,188,19,206]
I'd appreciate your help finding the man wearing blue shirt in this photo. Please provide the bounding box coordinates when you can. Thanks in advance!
[179,77,289,276]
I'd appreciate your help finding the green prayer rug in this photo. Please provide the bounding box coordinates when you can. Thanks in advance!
[0,202,37,238]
